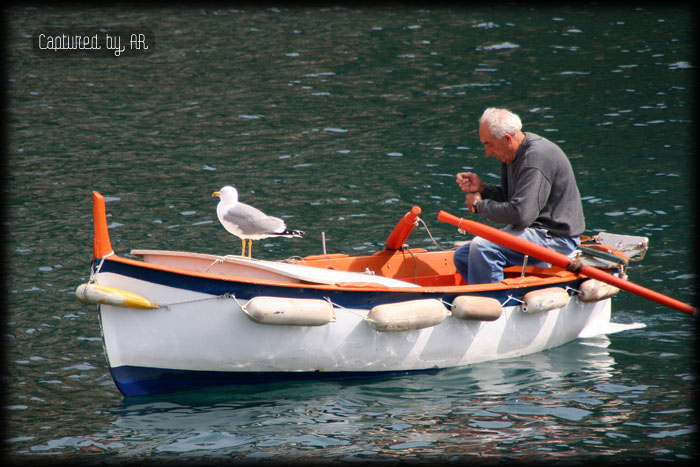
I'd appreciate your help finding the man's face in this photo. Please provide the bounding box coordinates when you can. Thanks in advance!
[479,123,514,163]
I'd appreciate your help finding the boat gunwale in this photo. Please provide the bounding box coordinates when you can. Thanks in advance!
[99,251,589,294]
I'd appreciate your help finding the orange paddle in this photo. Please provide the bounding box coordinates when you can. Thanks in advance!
[438,210,695,316]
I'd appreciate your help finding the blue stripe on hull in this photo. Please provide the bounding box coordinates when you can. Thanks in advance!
[96,257,583,308]
[110,365,441,397]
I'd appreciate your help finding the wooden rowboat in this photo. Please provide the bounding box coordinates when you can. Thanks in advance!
[78,192,646,397]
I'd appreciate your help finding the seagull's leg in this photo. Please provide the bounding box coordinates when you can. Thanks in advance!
[247,239,253,258]
[241,239,246,256]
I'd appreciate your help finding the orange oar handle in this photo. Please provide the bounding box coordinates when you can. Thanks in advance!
[385,206,422,250]
[438,210,570,268]
[437,210,695,316]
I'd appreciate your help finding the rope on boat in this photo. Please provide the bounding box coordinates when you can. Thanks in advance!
[203,254,251,272]
[158,292,244,310]
[203,257,224,273]
[390,216,449,284]
[322,297,366,318]
[88,257,106,283]
[399,246,419,284]
[225,292,246,309]
[501,294,524,307]
[566,257,584,273]
[416,217,449,251]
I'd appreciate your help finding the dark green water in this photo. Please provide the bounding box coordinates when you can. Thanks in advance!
[5,5,696,463]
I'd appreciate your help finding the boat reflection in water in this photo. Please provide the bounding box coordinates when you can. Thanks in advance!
[104,335,637,460]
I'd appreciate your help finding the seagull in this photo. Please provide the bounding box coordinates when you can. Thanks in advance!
[212,185,304,258]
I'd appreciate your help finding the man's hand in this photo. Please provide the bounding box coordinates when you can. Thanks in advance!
[456,172,484,194]
[466,192,482,214]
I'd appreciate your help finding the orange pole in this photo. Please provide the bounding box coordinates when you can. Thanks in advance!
[385,206,422,250]
[92,191,114,259]
[438,210,695,316]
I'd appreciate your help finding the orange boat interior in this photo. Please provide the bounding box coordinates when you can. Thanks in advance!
[91,191,624,291]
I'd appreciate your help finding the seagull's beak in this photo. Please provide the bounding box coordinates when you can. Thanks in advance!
[212,191,220,198]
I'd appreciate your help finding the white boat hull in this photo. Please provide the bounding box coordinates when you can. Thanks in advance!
[82,191,644,397]
[95,268,618,396]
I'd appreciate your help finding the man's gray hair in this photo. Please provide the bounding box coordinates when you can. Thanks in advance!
[479,108,522,139]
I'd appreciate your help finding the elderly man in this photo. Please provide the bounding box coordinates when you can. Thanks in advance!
[453,107,585,284]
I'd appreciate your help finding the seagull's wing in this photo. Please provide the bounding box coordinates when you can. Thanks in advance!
[220,201,286,238]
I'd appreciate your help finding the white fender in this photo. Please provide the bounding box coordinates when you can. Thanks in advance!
[521,287,570,313]
[451,296,502,321]
[578,279,620,302]
[366,299,449,332]
[242,297,335,326]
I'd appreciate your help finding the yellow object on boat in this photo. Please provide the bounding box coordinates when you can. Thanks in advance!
[521,287,570,313]
[578,279,620,302]
[451,296,502,321]
[76,283,159,309]
[366,299,449,332]
[242,297,336,326]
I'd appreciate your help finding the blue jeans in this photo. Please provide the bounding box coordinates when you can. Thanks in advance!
[453,226,580,284]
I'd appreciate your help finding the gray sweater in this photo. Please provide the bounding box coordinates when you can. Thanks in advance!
[478,132,585,237]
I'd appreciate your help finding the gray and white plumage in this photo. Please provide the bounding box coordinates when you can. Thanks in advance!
[213,185,303,257]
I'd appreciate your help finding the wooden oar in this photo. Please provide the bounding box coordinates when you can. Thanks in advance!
[437,210,696,316]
